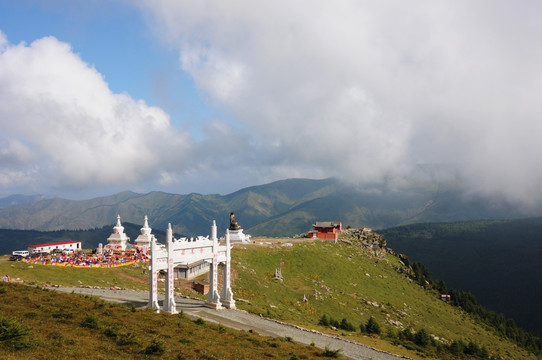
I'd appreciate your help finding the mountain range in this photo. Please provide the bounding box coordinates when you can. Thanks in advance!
[0,177,540,236]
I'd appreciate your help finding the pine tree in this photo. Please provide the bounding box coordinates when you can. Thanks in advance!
[364,317,381,335]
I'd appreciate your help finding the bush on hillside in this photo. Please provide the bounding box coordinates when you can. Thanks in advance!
[363,317,381,335]
[413,328,431,347]
[0,316,31,350]
[318,314,329,327]
[317,314,355,332]
[340,318,356,332]
[80,313,100,329]
[142,337,166,356]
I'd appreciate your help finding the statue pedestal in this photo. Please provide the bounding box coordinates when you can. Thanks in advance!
[228,229,251,243]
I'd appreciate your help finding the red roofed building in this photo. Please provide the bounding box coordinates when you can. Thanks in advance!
[308,221,342,242]
[27,240,82,254]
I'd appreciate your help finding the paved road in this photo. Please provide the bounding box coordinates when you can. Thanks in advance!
[47,287,409,360]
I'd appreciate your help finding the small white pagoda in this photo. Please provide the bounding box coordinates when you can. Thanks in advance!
[133,215,156,254]
[105,215,131,251]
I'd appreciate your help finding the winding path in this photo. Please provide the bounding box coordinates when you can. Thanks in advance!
[46,287,409,360]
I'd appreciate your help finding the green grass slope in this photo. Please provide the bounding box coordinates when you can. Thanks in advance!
[0,259,150,290]
[1,237,538,359]
[231,240,537,359]
[0,282,324,360]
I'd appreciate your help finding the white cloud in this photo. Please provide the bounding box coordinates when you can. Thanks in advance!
[0,32,193,191]
[135,0,542,203]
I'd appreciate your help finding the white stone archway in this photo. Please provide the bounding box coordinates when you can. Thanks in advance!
[148,221,235,313]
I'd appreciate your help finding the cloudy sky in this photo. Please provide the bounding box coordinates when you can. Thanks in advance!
[1,1,541,203]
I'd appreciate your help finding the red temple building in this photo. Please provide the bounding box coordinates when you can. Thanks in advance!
[308,221,342,241]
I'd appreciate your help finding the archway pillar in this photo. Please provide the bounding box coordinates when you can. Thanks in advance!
[220,229,236,309]
[148,236,160,312]
[205,221,223,309]
[163,224,177,314]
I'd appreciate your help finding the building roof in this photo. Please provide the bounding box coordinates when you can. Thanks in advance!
[28,240,82,248]
[313,221,341,228]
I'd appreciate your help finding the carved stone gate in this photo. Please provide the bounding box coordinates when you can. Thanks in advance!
[148,221,235,313]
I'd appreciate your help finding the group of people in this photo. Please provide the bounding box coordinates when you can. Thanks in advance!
[22,250,149,268]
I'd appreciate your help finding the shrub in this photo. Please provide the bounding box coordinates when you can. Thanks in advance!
[52,310,73,319]
[0,316,31,350]
[318,314,329,327]
[364,317,381,335]
[448,340,465,355]
[102,326,119,339]
[318,314,356,331]
[80,314,100,329]
[117,332,140,346]
[399,327,414,342]
[142,337,166,356]
[414,328,431,347]
[320,346,342,358]
[339,318,356,332]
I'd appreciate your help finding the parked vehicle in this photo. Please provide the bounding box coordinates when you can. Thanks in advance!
[12,250,29,257]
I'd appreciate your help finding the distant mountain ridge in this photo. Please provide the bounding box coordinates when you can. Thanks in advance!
[0,177,540,236]
[0,194,53,208]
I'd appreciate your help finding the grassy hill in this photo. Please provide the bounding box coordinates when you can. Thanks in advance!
[231,240,538,359]
[0,282,323,359]
[2,238,537,359]
[2,178,541,237]
[380,218,542,337]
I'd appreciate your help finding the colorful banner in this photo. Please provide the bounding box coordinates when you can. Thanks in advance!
[23,258,145,268]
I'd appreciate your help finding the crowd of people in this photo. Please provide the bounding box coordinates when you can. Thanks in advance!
[21,249,149,268]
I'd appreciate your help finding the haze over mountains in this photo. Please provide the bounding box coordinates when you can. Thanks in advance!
[0,178,540,237]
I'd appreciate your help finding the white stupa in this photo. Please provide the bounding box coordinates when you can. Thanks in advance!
[105,215,131,251]
[133,215,156,254]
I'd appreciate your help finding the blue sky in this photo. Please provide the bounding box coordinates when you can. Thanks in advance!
[1,1,542,204]
[0,1,215,132]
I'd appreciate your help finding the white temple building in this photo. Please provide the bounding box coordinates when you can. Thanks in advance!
[105,215,131,251]
[133,215,156,254]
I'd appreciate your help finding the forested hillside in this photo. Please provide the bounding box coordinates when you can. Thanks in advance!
[381,218,542,336]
